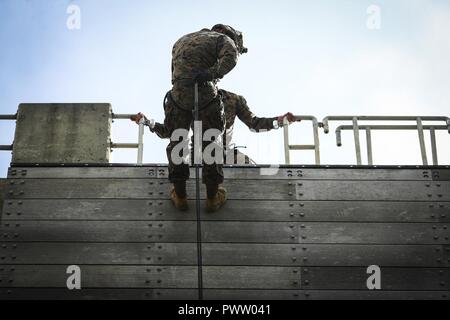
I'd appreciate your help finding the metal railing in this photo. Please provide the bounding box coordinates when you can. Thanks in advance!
[0,113,146,164]
[0,114,17,151]
[321,116,450,166]
[3,111,450,166]
[283,115,321,165]
[111,113,145,164]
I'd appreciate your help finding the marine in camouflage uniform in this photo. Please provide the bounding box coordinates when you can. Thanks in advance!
[162,24,247,208]
[150,89,284,164]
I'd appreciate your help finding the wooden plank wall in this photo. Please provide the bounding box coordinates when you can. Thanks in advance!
[0,166,449,300]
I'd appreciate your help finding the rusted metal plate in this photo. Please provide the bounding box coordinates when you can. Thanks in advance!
[1,221,448,244]
[202,222,450,245]
[3,179,293,200]
[8,166,439,181]
[202,244,447,267]
[204,290,450,301]
[295,180,450,201]
[0,243,197,265]
[5,178,449,201]
[4,243,444,267]
[203,267,301,289]
[0,288,447,300]
[433,170,450,181]
[0,265,198,288]
[0,221,196,243]
[3,199,448,223]
[0,288,198,300]
[301,267,450,291]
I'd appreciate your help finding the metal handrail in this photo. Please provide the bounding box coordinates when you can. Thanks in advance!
[335,124,449,166]
[0,114,17,151]
[321,116,450,134]
[321,116,450,166]
[0,114,17,120]
[111,113,145,164]
[0,113,146,164]
[3,111,450,166]
[283,115,320,165]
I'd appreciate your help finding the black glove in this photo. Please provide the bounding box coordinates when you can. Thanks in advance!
[194,70,215,84]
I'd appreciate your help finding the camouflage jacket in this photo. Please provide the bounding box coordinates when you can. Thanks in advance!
[151,90,276,146]
[171,29,239,108]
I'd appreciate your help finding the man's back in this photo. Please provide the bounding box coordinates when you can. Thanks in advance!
[171,29,238,108]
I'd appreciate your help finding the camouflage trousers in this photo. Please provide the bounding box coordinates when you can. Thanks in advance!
[164,89,225,185]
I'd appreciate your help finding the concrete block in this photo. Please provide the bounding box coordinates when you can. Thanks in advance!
[12,104,112,163]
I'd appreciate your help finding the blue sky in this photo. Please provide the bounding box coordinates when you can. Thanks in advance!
[1,0,450,176]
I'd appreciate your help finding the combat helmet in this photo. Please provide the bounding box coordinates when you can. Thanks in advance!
[212,24,248,54]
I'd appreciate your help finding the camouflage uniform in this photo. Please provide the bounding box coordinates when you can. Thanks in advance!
[152,90,277,163]
[165,29,239,185]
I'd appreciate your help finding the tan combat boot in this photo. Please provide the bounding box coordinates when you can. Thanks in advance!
[206,187,227,213]
[170,188,189,211]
